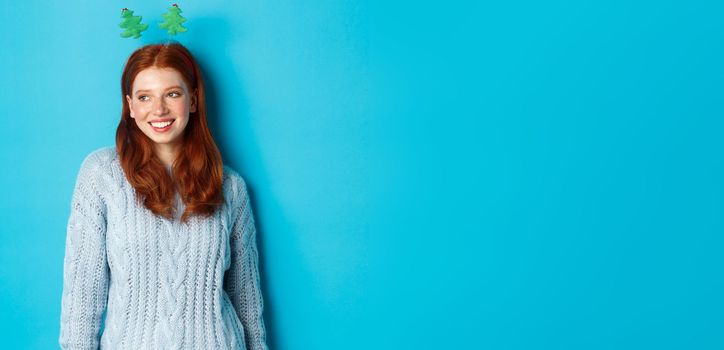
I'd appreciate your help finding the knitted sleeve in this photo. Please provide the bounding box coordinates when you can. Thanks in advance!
[223,178,269,350]
[59,152,110,350]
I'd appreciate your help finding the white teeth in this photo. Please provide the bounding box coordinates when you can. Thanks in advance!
[151,120,173,128]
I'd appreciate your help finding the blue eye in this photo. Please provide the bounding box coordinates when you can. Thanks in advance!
[139,95,149,101]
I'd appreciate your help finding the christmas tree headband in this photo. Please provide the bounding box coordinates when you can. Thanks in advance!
[120,4,188,39]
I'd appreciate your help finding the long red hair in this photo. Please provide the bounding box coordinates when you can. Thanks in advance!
[116,41,224,224]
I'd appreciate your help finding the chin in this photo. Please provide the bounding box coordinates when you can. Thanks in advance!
[154,136,178,144]
[143,132,172,143]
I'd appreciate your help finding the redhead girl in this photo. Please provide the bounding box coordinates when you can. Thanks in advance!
[59,42,269,350]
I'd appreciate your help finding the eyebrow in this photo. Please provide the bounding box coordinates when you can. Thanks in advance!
[134,86,184,95]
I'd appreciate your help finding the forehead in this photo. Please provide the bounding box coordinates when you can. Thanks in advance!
[132,67,188,92]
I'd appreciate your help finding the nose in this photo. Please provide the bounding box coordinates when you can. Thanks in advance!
[153,97,169,115]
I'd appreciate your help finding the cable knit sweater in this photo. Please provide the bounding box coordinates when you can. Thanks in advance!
[59,146,269,350]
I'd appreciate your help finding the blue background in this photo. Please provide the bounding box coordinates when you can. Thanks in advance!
[1,0,723,349]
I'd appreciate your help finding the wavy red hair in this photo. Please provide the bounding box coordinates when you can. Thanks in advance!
[116,41,224,224]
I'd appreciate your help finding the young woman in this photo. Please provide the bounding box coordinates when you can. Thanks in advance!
[59,42,269,350]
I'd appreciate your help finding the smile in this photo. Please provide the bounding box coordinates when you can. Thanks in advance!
[149,119,175,132]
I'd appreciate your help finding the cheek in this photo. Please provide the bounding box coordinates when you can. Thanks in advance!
[130,104,146,117]
[175,100,191,113]
[177,115,190,128]
[134,117,148,129]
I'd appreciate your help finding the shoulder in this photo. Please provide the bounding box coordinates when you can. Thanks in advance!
[74,146,118,193]
[222,165,250,205]
[71,146,117,206]
[79,146,117,173]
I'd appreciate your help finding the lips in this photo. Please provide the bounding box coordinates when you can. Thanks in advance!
[149,119,175,132]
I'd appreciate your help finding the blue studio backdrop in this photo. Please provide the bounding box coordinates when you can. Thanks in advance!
[1,0,723,349]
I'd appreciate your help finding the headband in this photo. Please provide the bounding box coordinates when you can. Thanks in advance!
[120,4,188,39]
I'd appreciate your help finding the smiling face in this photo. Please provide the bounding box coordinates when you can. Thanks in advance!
[125,66,197,153]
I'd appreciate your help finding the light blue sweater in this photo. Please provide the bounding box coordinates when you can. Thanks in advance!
[59,146,269,350]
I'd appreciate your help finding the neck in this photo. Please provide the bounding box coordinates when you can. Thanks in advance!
[154,142,181,168]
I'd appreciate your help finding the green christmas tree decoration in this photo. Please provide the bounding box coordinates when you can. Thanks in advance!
[119,8,148,39]
[159,4,188,35]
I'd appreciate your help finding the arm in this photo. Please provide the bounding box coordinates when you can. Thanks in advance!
[59,153,110,350]
[224,179,269,350]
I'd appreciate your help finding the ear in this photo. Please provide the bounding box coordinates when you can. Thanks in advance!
[190,89,197,113]
[125,95,134,118]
